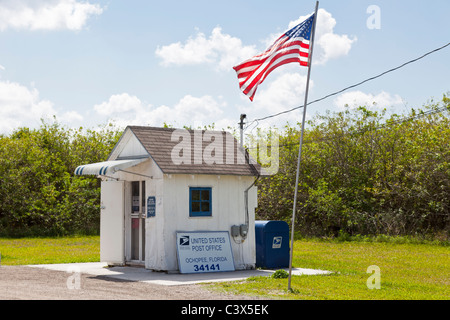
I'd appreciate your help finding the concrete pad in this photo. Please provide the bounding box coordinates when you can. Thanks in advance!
[29,262,331,286]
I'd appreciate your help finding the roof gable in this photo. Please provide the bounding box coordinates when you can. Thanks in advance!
[108,127,149,160]
[118,126,261,176]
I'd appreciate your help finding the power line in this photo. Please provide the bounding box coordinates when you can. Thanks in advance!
[247,103,449,150]
[245,42,450,129]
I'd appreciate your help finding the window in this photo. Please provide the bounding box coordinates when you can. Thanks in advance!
[189,187,212,217]
[131,181,146,214]
[131,181,140,213]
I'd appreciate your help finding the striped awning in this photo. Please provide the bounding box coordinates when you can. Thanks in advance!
[74,158,148,176]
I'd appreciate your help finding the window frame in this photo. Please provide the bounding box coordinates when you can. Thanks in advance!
[189,187,212,217]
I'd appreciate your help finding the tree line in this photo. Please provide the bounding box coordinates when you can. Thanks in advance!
[255,95,449,239]
[0,121,121,236]
[0,95,448,238]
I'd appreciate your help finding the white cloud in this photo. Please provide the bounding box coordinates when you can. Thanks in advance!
[253,72,310,113]
[93,93,235,130]
[155,26,257,71]
[289,8,357,65]
[159,94,225,124]
[156,8,355,73]
[334,91,404,109]
[0,0,104,31]
[0,80,85,133]
[0,81,57,133]
[61,110,83,122]
[94,93,144,116]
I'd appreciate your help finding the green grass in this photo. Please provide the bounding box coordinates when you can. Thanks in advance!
[209,238,450,300]
[0,235,448,299]
[0,236,100,265]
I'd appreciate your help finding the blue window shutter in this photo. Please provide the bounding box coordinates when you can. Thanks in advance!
[189,187,212,217]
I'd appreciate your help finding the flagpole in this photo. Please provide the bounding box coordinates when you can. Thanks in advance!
[288,0,319,291]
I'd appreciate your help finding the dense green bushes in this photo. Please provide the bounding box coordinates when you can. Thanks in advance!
[0,95,448,239]
[256,95,450,239]
[0,121,121,236]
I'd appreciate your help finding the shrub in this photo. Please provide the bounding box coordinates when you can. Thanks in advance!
[272,269,289,279]
[0,120,121,236]
[256,95,450,239]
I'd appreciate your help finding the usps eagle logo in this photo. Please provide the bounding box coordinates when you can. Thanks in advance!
[179,236,190,246]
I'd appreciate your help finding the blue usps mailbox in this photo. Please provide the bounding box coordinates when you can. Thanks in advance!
[255,220,290,268]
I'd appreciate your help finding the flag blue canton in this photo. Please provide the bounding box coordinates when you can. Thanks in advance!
[233,12,315,101]
[285,14,314,40]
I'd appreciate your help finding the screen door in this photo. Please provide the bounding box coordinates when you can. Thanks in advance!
[100,180,124,264]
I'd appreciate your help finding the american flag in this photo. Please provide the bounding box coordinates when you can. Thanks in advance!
[233,13,315,101]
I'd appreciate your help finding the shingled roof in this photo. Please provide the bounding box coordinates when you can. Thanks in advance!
[121,126,261,176]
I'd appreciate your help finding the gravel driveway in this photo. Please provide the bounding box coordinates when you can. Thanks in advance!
[0,265,257,300]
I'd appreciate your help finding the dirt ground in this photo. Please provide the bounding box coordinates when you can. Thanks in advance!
[0,265,258,300]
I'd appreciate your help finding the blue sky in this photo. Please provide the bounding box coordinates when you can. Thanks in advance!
[0,0,449,135]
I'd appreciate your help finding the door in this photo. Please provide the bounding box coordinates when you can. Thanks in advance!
[100,180,125,265]
[128,181,146,264]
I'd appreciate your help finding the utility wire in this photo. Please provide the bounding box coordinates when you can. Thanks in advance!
[246,42,450,128]
[247,104,449,150]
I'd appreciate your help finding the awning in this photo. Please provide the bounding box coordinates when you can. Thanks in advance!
[74,158,148,176]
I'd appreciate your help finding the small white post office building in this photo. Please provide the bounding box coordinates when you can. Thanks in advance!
[75,126,261,272]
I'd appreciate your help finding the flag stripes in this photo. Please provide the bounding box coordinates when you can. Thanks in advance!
[233,14,315,101]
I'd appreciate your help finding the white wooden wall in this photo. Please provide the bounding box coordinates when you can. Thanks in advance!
[102,156,258,272]
[152,174,257,272]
